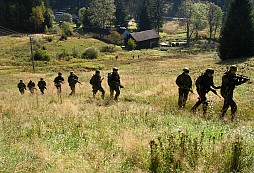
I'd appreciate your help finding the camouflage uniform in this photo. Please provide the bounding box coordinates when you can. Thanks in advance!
[68,72,79,96]
[176,68,192,108]
[220,66,249,120]
[90,71,105,99]
[27,80,36,94]
[17,80,26,94]
[54,73,64,94]
[109,68,122,101]
[191,69,220,115]
[38,78,46,94]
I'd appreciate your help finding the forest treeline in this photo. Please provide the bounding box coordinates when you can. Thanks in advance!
[0,0,230,32]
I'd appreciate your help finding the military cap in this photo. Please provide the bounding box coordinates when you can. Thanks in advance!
[205,68,214,74]
[230,65,237,71]
[183,67,190,73]
[113,67,118,71]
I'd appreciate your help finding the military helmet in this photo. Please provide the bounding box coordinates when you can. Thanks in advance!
[95,69,100,73]
[70,71,74,74]
[205,68,214,74]
[40,78,43,80]
[183,67,190,73]
[230,65,237,71]
[58,72,62,75]
[113,67,118,71]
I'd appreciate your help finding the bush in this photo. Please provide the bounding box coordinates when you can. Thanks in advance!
[127,38,137,50]
[34,49,51,61]
[59,34,67,41]
[57,49,69,60]
[100,45,122,53]
[61,22,73,37]
[82,47,99,59]
[72,46,79,58]
[45,36,53,42]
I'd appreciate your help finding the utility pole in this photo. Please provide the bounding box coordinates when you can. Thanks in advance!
[29,35,35,73]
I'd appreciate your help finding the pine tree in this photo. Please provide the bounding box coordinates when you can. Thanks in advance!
[138,0,152,31]
[115,0,128,27]
[219,0,254,60]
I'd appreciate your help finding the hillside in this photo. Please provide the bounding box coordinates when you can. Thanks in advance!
[0,35,254,172]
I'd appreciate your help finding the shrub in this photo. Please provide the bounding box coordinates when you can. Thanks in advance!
[59,34,67,41]
[57,49,69,60]
[82,47,99,59]
[72,46,79,58]
[45,36,53,42]
[127,38,137,50]
[34,49,51,61]
[61,22,73,37]
[100,45,122,53]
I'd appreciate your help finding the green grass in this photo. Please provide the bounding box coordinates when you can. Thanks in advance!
[0,35,254,172]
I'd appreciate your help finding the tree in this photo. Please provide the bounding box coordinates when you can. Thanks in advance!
[138,0,153,31]
[151,0,164,33]
[180,0,194,45]
[115,0,128,27]
[192,2,208,40]
[219,0,254,60]
[109,31,123,45]
[78,7,93,28]
[207,2,223,42]
[87,0,116,28]
[60,13,73,23]
[30,3,46,32]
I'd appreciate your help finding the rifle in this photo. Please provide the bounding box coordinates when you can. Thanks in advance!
[236,74,250,83]
[112,81,124,88]
[209,88,221,98]
[181,86,194,94]
[74,79,82,85]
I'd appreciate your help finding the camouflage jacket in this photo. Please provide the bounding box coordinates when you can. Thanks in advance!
[196,73,219,93]
[176,73,192,89]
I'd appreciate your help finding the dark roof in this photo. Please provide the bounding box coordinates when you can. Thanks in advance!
[130,29,159,42]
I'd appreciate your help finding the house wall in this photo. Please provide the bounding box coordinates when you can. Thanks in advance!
[136,38,159,49]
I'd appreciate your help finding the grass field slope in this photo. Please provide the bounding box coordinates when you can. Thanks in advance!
[0,35,254,172]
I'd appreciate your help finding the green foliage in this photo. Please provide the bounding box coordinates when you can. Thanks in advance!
[138,0,164,32]
[45,36,53,42]
[34,49,51,61]
[219,0,254,60]
[78,0,116,28]
[127,38,137,50]
[57,49,69,60]
[72,46,79,58]
[61,22,73,37]
[101,45,122,52]
[108,31,123,45]
[61,13,73,23]
[149,132,252,172]
[82,47,99,59]
[114,0,128,27]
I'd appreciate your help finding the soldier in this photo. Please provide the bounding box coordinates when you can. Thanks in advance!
[68,71,80,96]
[54,72,64,94]
[191,68,220,116]
[90,69,105,99]
[27,80,36,94]
[38,78,47,94]
[220,65,250,121]
[17,80,26,94]
[176,67,192,108]
[108,67,123,101]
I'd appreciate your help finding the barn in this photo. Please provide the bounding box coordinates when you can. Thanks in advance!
[128,29,159,49]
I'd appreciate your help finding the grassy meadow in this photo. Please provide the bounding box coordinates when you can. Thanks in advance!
[0,34,254,172]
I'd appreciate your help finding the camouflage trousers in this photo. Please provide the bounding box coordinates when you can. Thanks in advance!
[93,86,105,99]
[69,85,76,96]
[191,91,208,115]
[19,89,25,95]
[178,88,189,108]
[220,94,237,119]
[110,85,120,101]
